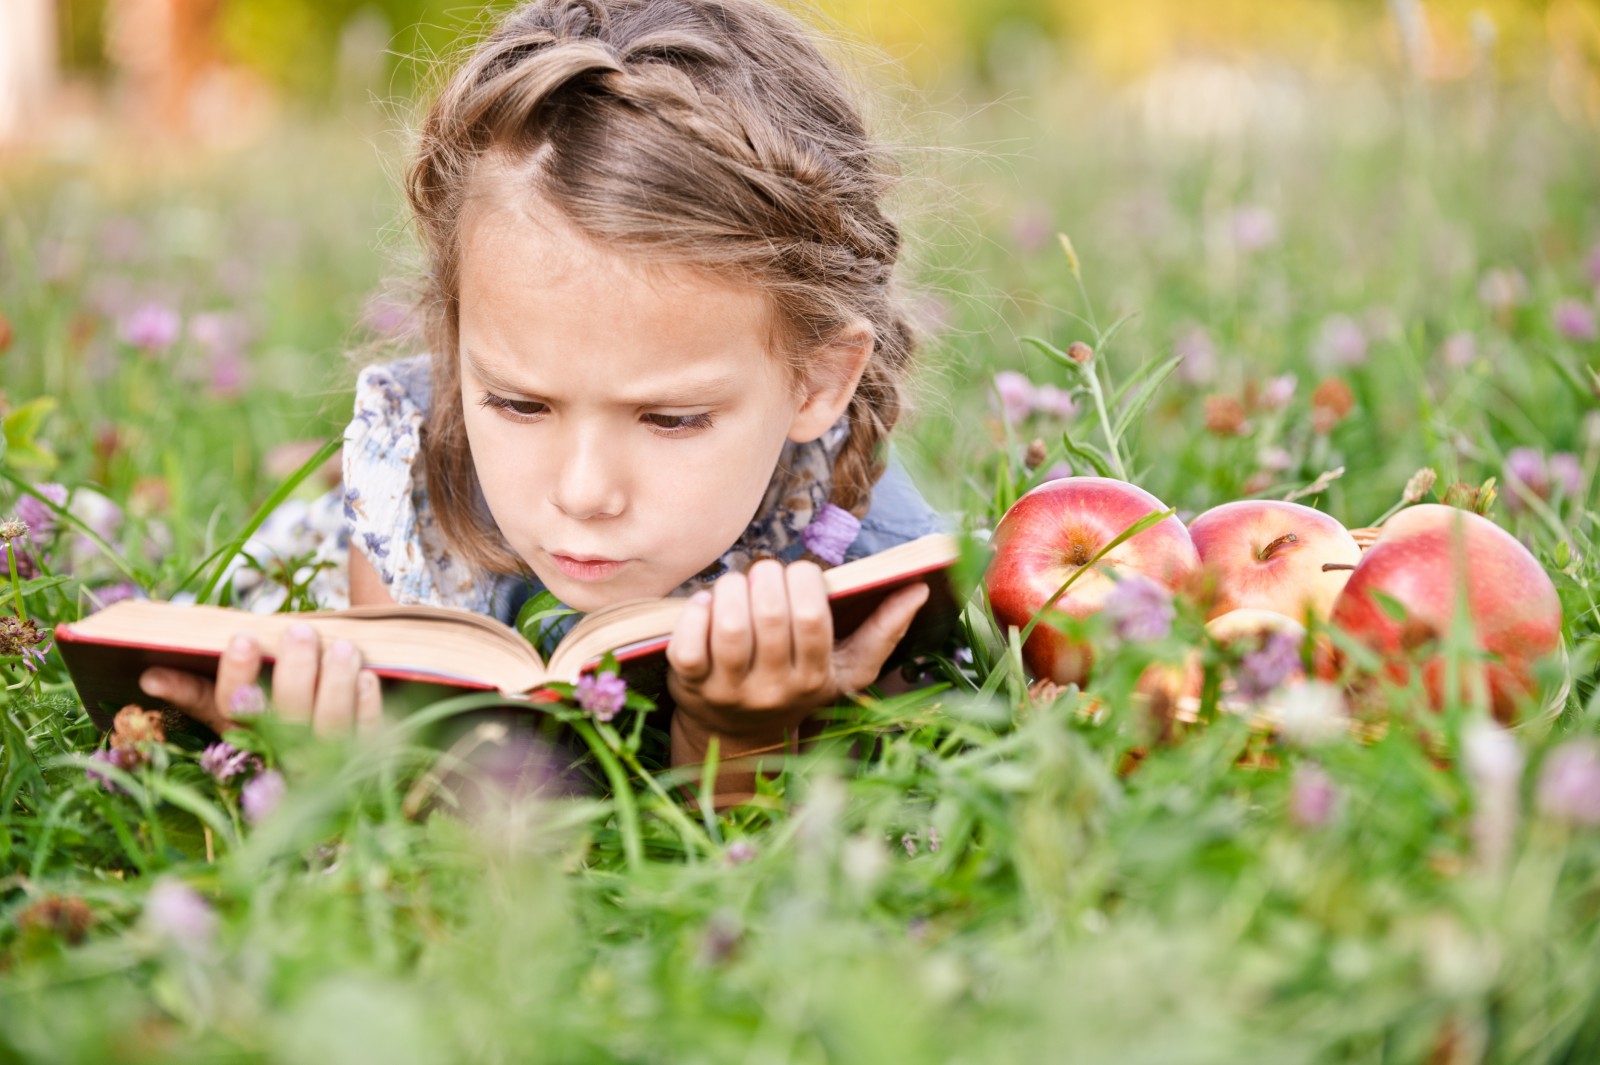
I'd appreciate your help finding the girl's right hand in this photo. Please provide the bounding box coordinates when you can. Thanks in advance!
[137,624,384,737]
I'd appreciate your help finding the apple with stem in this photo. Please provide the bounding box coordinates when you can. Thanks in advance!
[1328,503,1562,722]
[1187,500,1362,622]
[986,477,1201,685]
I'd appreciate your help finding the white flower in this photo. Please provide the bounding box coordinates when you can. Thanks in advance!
[1262,681,1349,747]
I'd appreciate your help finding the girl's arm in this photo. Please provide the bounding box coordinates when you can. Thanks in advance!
[349,544,398,607]
[665,559,929,806]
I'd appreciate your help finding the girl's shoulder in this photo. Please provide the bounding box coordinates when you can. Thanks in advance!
[845,451,951,563]
[342,354,517,616]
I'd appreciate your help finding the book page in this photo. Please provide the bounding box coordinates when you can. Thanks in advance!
[543,533,959,681]
[62,601,549,694]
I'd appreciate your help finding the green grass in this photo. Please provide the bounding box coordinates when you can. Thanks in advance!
[1,58,1598,1063]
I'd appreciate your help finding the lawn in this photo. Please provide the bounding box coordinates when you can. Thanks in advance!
[1,48,1598,1063]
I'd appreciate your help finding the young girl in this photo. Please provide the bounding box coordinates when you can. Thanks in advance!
[137,0,946,799]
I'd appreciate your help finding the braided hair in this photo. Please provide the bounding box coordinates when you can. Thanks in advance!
[406,0,916,574]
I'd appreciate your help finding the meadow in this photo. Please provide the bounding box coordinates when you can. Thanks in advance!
[1,42,1599,1064]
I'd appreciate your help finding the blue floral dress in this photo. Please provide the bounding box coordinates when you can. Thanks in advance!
[239,355,947,626]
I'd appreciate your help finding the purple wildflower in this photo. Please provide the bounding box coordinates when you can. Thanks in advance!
[97,217,144,263]
[1553,298,1597,342]
[187,311,250,356]
[1478,268,1527,313]
[200,742,257,783]
[240,769,286,824]
[801,503,861,566]
[1229,205,1279,252]
[1503,448,1582,512]
[87,582,140,613]
[15,485,68,541]
[575,671,628,722]
[86,747,130,792]
[117,302,181,353]
[1535,740,1600,826]
[143,878,217,949]
[992,371,1036,426]
[1033,384,1078,419]
[208,350,248,398]
[1174,324,1218,384]
[1313,314,1369,368]
[1438,331,1477,367]
[1102,576,1175,643]
[1236,631,1302,701]
[228,684,266,717]
[724,839,758,865]
[1257,374,1297,411]
[1289,763,1339,828]
[1010,202,1054,254]
[360,292,417,340]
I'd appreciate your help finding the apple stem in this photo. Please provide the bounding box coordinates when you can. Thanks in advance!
[1321,562,1357,572]
[1258,533,1298,561]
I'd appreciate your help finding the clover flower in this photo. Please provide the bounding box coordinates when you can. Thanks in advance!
[229,683,267,716]
[1438,331,1477,367]
[117,302,182,353]
[1033,384,1078,419]
[15,485,67,541]
[1289,762,1340,828]
[0,518,26,543]
[0,615,50,671]
[1230,205,1280,252]
[86,747,131,792]
[16,895,93,945]
[240,769,286,824]
[1174,324,1218,384]
[1310,378,1355,434]
[1265,680,1350,748]
[1535,740,1600,826]
[143,878,217,950]
[1313,314,1369,368]
[991,371,1036,426]
[575,671,628,722]
[1236,631,1302,701]
[1503,447,1583,512]
[1553,298,1597,342]
[1464,721,1524,872]
[1477,267,1527,313]
[1103,576,1175,643]
[724,839,758,866]
[200,742,258,783]
[1254,374,1297,411]
[802,503,862,566]
[1403,467,1439,503]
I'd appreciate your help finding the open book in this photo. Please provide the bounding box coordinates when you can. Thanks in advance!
[57,534,961,729]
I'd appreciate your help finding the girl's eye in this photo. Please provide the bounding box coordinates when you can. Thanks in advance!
[643,412,715,434]
[479,393,546,420]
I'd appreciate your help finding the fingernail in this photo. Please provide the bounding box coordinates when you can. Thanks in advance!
[139,672,168,697]
[228,634,254,656]
[287,623,316,643]
[331,639,357,660]
[691,591,712,605]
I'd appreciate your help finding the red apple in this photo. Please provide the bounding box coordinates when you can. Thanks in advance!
[1328,503,1562,721]
[1188,500,1362,621]
[986,477,1201,685]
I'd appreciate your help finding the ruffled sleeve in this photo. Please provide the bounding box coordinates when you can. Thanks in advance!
[341,356,496,614]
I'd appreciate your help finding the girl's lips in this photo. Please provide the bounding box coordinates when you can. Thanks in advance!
[550,553,627,582]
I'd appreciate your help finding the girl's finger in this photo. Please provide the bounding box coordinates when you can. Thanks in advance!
[833,581,930,692]
[212,633,263,724]
[139,668,226,734]
[747,559,793,677]
[666,590,714,683]
[272,623,320,722]
[311,639,363,737]
[785,561,833,690]
[708,572,754,683]
[355,671,384,736]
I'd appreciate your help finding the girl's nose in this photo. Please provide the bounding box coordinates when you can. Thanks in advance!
[548,425,627,520]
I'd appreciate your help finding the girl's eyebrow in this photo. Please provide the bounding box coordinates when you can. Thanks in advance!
[464,347,737,406]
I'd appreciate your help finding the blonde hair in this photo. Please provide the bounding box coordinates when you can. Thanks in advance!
[404,0,916,576]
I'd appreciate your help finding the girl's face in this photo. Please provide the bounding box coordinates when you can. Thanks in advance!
[457,191,844,613]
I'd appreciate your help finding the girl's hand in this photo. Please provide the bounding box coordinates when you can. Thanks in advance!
[137,624,384,738]
[665,558,929,787]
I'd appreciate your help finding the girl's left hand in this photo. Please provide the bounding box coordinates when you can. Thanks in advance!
[665,558,929,773]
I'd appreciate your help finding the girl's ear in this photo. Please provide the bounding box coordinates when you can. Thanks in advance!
[786,320,875,444]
